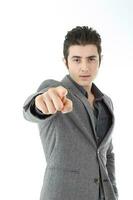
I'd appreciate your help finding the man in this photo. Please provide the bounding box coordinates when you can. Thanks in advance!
[23,26,119,200]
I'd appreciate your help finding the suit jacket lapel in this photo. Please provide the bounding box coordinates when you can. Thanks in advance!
[61,74,114,148]
[99,97,115,147]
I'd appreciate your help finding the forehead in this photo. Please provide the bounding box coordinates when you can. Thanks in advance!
[68,44,98,57]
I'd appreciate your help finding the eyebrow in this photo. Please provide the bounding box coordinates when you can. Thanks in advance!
[71,55,98,59]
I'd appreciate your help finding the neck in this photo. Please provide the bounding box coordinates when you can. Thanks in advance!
[83,83,93,96]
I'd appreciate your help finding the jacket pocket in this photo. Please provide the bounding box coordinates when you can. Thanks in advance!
[42,165,80,200]
[47,165,80,174]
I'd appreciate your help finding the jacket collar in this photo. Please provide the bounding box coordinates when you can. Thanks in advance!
[61,74,115,149]
[66,74,104,101]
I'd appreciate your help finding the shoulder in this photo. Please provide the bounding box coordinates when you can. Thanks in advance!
[103,93,114,111]
[37,79,62,92]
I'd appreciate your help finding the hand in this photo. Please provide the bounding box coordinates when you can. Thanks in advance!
[35,86,73,115]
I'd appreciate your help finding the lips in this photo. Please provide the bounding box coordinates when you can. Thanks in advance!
[80,75,91,77]
[79,75,91,80]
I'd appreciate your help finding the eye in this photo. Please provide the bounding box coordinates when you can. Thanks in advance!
[73,58,80,63]
[88,57,98,63]
[90,58,95,61]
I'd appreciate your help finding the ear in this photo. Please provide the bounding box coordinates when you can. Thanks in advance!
[62,58,69,69]
[99,54,103,68]
[62,57,66,65]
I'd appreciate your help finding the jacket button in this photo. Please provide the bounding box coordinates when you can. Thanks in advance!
[97,149,100,155]
[103,179,108,182]
[94,178,100,184]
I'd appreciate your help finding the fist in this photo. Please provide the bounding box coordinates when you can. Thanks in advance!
[35,86,73,115]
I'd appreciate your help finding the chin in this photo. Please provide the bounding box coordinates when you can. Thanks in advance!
[79,80,91,85]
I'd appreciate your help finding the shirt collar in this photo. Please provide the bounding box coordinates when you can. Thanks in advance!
[67,74,104,101]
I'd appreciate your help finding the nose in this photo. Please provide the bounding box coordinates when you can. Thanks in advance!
[81,60,89,72]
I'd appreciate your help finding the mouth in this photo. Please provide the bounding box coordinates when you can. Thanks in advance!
[79,75,91,80]
[79,75,91,77]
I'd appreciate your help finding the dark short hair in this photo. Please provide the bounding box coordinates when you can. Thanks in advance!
[63,26,102,65]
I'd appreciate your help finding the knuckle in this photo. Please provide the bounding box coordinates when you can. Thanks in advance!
[57,85,63,89]
[43,91,48,97]
[35,94,41,102]
[46,102,57,113]
[42,92,51,101]
[35,99,40,107]
[49,108,56,114]
[57,86,67,93]
[42,105,50,114]
[47,87,54,93]
[44,110,50,114]
[57,102,63,110]
[41,109,46,114]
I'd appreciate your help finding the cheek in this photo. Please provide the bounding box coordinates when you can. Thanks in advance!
[68,64,79,73]
[93,67,99,74]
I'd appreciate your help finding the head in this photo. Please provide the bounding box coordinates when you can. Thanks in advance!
[63,26,102,90]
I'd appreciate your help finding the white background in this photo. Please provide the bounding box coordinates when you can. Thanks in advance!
[0,0,133,199]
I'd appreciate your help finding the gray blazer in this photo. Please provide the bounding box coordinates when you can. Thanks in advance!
[23,74,118,200]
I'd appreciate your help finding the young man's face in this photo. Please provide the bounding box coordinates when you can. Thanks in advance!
[64,44,100,91]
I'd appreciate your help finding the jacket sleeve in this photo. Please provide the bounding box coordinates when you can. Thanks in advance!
[22,79,61,123]
[106,139,119,199]
[106,97,119,199]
